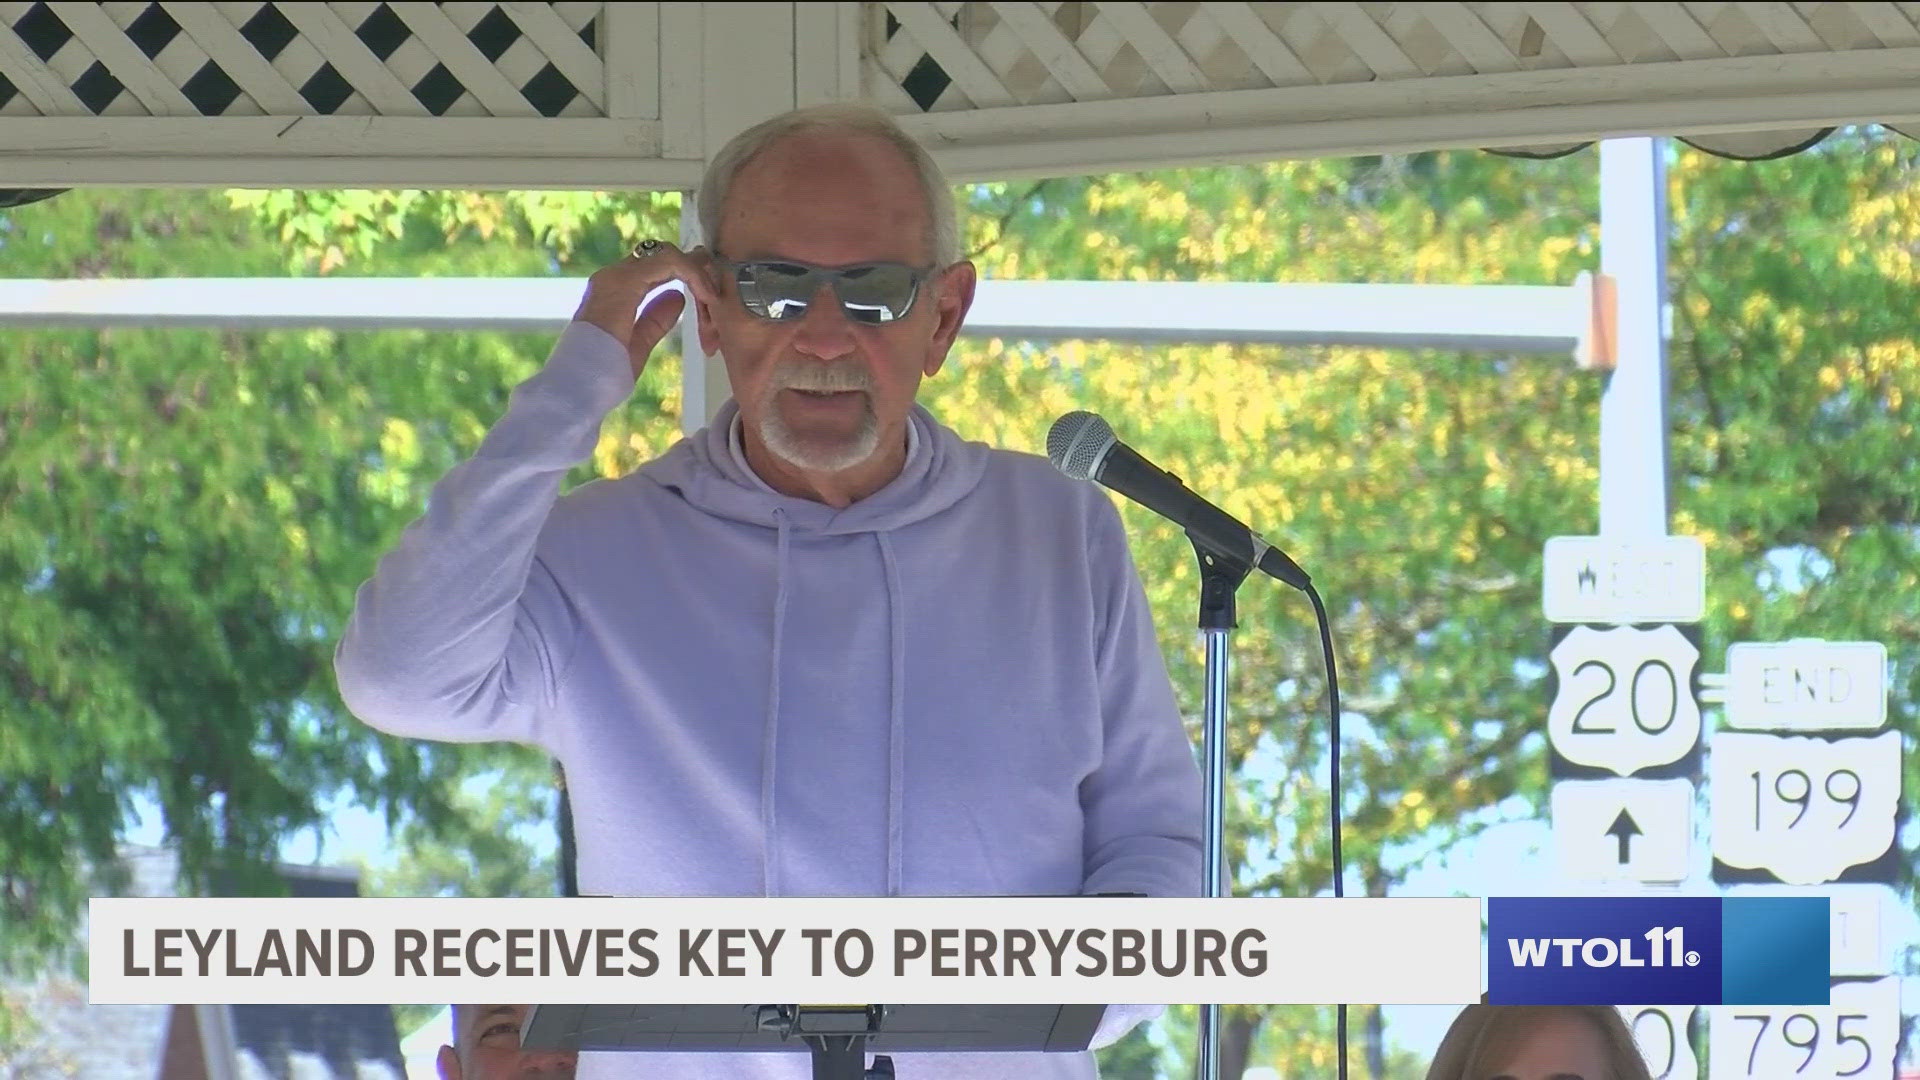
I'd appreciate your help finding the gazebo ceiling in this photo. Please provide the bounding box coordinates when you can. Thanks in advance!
[873,1,1920,171]
[0,1,1916,197]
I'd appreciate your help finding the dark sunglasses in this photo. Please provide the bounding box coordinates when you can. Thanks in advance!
[710,257,935,324]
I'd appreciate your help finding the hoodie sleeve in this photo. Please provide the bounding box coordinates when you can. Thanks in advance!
[1075,496,1204,1049]
[333,321,637,747]
[1077,495,1206,900]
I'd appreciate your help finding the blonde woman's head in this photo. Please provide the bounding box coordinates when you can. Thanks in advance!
[1424,1005,1654,1080]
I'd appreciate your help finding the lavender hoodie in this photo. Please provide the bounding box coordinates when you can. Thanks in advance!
[335,323,1203,1078]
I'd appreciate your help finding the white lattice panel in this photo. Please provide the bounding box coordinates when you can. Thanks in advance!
[0,0,702,187]
[868,2,1920,112]
[0,2,1917,187]
[869,2,1920,177]
[0,1,612,118]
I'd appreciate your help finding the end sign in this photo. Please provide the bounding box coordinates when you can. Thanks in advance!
[1724,640,1888,732]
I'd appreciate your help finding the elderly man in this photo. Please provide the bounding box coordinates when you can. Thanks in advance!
[437,1004,576,1080]
[336,103,1202,1078]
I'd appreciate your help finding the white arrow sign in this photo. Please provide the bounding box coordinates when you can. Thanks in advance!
[1711,732,1902,886]
[1552,779,1692,884]
[1544,535,1705,624]
[1621,1005,1696,1080]
[1709,978,1899,1080]
[1548,625,1702,775]
[1724,640,1888,732]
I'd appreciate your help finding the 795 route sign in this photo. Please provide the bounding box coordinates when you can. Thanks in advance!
[1709,978,1899,1080]
[1548,625,1703,776]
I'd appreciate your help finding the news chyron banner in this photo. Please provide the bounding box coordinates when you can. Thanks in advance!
[1489,896,1830,1006]
[90,895,1830,1006]
[91,897,1480,1006]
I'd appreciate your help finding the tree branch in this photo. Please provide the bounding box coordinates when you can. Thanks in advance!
[1678,303,1729,475]
[966,179,1052,261]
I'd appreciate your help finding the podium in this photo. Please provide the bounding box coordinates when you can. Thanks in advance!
[522,1003,1106,1080]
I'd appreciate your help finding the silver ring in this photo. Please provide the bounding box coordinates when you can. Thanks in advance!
[632,238,663,258]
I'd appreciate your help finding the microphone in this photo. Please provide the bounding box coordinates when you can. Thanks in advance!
[1047,411,1310,590]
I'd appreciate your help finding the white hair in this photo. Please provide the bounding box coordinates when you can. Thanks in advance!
[695,103,961,266]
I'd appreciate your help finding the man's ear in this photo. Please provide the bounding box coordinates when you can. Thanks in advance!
[693,257,723,357]
[923,261,978,378]
[436,1044,462,1080]
[695,290,720,357]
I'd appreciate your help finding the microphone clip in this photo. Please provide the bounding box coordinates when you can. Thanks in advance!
[1189,532,1253,632]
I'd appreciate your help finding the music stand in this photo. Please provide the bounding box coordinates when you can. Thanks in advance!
[522,1003,1107,1080]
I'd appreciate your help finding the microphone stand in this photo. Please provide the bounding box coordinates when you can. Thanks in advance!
[1190,537,1250,1080]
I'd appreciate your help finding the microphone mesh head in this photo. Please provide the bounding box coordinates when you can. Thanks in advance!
[1046,411,1115,480]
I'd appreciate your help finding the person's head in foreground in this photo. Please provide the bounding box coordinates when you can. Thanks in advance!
[437,1003,576,1080]
[1424,1004,1654,1080]
[690,103,977,506]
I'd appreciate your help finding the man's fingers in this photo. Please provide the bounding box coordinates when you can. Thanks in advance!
[634,288,688,343]
[624,242,721,309]
[672,247,723,308]
[627,289,688,376]
[575,241,718,377]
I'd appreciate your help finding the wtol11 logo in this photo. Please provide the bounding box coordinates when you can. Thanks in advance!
[1506,926,1699,970]
[1488,897,1829,1006]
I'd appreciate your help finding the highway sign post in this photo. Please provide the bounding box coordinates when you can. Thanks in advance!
[1536,136,1910,1069]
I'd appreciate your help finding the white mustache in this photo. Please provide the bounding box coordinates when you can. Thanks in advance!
[777,365,871,393]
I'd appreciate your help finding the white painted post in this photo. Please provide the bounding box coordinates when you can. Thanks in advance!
[679,193,714,436]
[686,3,793,430]
[666,2,858,431]
[1597,138,1672,537]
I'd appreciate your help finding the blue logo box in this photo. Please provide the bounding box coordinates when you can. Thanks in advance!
[1487,897,1828,1006]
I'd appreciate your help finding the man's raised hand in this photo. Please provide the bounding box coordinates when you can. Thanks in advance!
[572,240,721,380]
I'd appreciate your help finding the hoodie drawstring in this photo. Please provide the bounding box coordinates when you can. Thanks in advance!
[762,508,790,897]
[877,532,906,898]
[761,512,905,898]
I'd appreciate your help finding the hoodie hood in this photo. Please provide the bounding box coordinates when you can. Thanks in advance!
[638,399,990,535]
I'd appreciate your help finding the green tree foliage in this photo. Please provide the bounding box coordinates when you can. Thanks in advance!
[0,994,74,1078]
[1666,134,1920,714]
[362,777,559,901]
[0,188,679,969]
